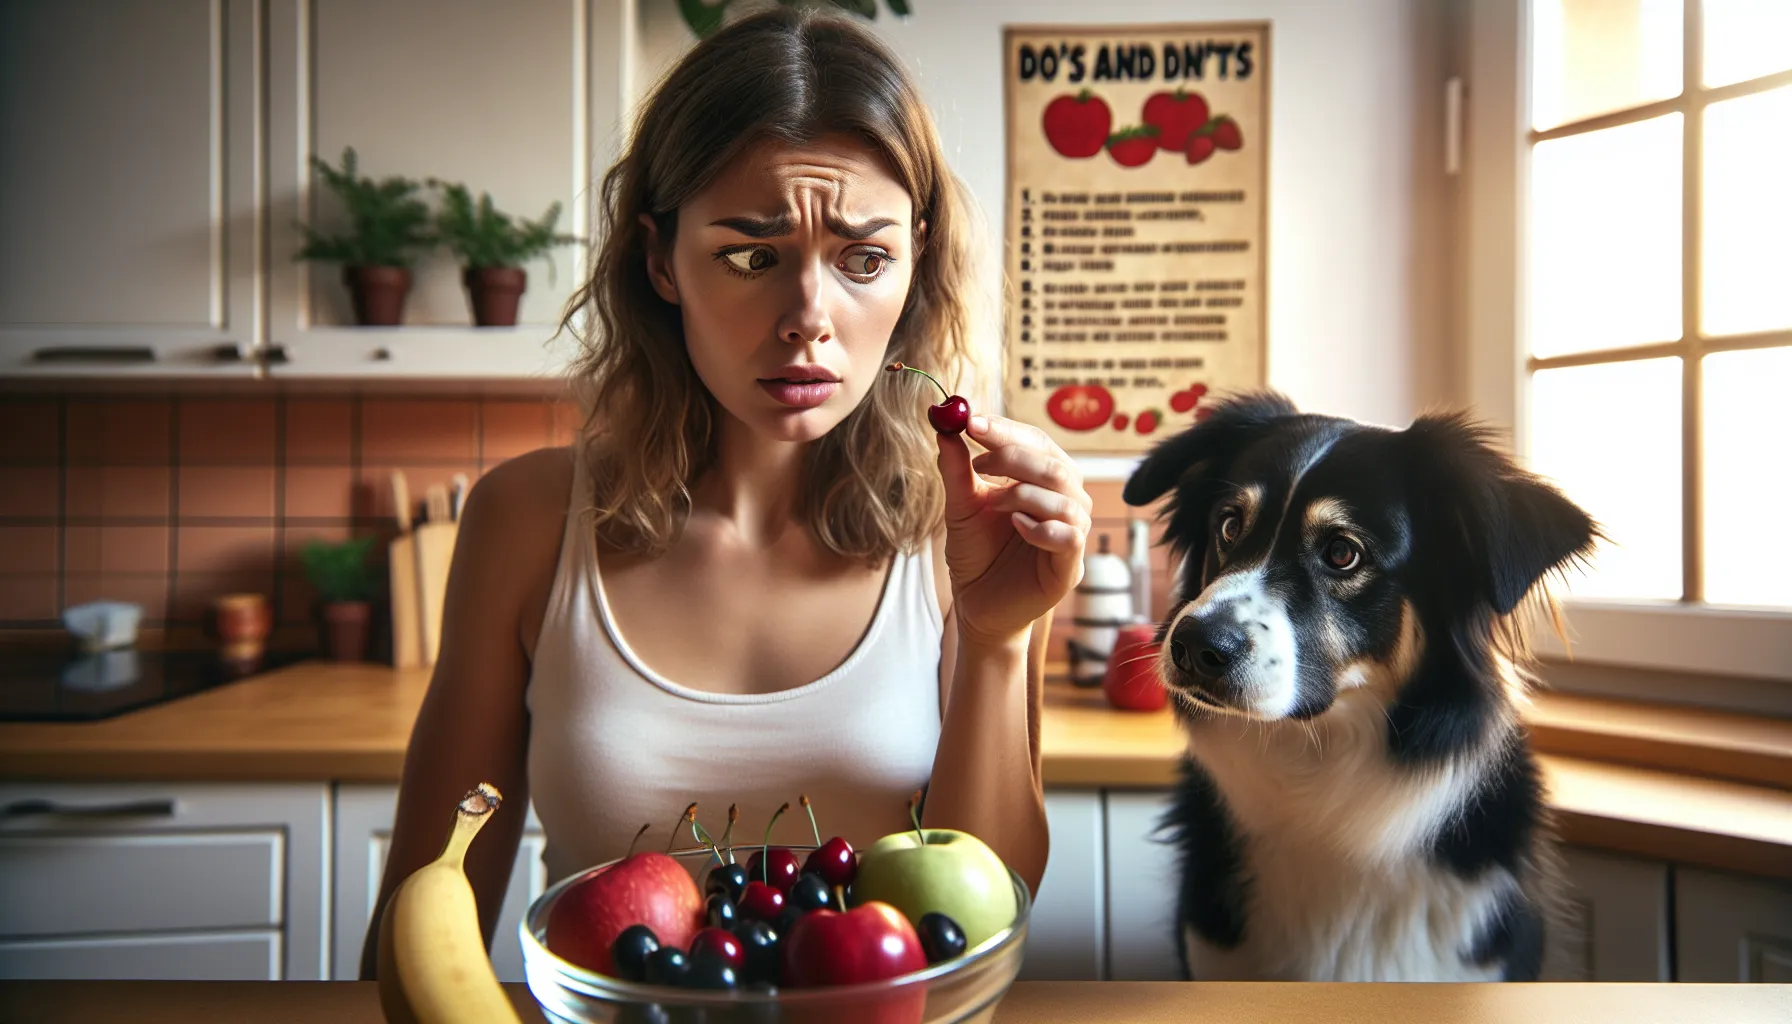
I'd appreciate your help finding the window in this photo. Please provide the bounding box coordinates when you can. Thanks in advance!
[1465,1,1792,683]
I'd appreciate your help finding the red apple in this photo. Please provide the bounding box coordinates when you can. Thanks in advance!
[544,852,704,976]
[1102,624,1167,712]
[782,902,928,1024]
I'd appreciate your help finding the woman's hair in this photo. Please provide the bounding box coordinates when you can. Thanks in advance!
[560,5,984,565]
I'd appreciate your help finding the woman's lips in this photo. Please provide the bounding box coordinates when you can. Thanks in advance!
[758,379,839,408]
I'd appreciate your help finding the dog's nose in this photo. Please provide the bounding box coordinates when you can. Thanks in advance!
[1170,616,1252,680]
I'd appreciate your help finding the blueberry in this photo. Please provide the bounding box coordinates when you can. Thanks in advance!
[706,862,749,902]
[643,945,690,987]
[917,912,966,964]
[684,949,739,990]
[788,872,831,913]
[775,905,805,938]
[610,924,660,982]
[731,918,781,986]
[706,893,738,930]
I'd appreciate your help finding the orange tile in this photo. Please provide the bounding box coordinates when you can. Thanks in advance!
[178,399,277,465]
[0,575,59,622]
[65,574,172,624]
[177,466,275,519]
[0,398,60,464]
[285,398,354,464]
[0,466,58,519]
[282,465,357,520]
[171,570,275,624]
[66,399,171,465]
[361,399,477,462]
[175,525,276,575]
[0,525,59,574]
[480,399,554,464]
[65,465,171,520]
[66,525,170,574]
[357,464,478,522]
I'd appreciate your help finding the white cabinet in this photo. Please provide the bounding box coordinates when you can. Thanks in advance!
[0,0,263,377]
[1104,790,1184,980]
[332,784,546,983]
[0,783,330,980]
[1675,868,1792,982]
[1019,789,1105,981]
[1547,847,1671,981]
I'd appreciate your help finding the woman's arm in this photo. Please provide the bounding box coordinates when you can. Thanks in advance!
[358,449,571,979]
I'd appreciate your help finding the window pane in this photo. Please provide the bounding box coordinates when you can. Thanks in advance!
[1529,116,1683,358]
[1703,0,1792,87]
[1704,348,1792,607]
[1532,0,1683,130]
[1703,86,1792,337]
[1528,359,1683,600]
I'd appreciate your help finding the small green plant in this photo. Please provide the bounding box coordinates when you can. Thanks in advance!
[429,180,580,273]
[300,536,377,604]
[678,0,910,39]
[294,147,433,268]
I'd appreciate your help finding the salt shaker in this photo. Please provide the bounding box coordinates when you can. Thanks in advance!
[1069,534,1133,687]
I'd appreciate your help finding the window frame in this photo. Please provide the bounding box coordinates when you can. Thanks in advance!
[1464,0,1792,684]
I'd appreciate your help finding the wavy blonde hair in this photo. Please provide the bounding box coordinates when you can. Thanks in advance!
[560,6,983,565]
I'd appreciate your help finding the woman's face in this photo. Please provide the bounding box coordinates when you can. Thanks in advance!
[646,134,920,444]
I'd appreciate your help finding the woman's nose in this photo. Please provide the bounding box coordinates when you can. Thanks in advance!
[777,262,834,345]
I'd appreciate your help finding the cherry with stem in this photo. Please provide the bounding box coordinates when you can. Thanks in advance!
[886,362,971,435]
[760,802,789,883]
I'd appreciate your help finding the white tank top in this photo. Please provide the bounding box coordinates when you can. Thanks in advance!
[526,448,946,883]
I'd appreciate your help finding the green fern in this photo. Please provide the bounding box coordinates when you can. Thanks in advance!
[293,147,433,268]
[429,180,580,273]
[300,536,376,604]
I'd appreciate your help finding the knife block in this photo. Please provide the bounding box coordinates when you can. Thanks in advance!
[412,520,458,665]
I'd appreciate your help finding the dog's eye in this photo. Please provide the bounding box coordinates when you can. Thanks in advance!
[1216,512,1242,549]
[1323,536,1363,573]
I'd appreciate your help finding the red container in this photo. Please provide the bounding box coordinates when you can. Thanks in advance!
[1102,623,1167,712]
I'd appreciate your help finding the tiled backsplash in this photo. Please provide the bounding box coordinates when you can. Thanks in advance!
[1,391,1170,660]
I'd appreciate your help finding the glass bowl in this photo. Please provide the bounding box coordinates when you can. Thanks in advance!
[521,845,1030,1024]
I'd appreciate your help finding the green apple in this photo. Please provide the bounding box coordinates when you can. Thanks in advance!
[850,829,1018,950]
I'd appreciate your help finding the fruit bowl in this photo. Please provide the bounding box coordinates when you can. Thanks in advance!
[521,845,1031,1024]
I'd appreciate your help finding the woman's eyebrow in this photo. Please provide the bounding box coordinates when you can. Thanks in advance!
[708,212,901,241]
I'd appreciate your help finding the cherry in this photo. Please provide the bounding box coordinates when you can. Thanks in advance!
[917,912,967,964]
[731,918,782,985]
[788,872,832,913]
[642,945,689,986]
[609,923,660,982]
[689,926,745,972]
[797,795,858,888]
[737,880,785,921]
[886,362,970,435]
[705,863,748,903]
[684,950,739,990]
[705,892,737,930]
[745,848,801,893]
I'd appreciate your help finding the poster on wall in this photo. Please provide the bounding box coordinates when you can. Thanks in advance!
[1001,23,1269,454]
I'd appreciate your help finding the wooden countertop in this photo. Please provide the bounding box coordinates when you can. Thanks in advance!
[2,980,1788,1023]
[2,662,1789,878]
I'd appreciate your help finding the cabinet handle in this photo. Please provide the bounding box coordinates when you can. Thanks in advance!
[31,346,157,364]
[2,798,179,820]
[261,344,291,365]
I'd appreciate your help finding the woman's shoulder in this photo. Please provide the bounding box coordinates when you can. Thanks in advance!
[461,446,577,540]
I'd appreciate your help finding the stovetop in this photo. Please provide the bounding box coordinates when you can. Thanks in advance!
[0,649,312,722]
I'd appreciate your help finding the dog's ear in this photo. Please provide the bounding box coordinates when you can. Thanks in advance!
[1404,412,1602,615]
[1122,391,1301,507]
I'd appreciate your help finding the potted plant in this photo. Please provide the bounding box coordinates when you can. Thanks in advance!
[294,147,433,326]
[300,536,377,662]
[676,0,911,37]
[429,179,580,327]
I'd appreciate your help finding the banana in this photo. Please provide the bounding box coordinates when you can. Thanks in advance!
[378,782,524,1024]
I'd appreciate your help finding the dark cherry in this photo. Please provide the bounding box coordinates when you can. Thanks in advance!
[642,945,690,987]
[775,904,806,940]
[918,912,967,964]
[610,924,661,983]
[737,880,785,921]
[689,926,745,972]
[802,837,857,888]
[788,872,832,913]
[683,950,739,990]
[705,863,749,902]
[745,847,802,893]
[927,396,971,434]
[732,918,783,985]
[705,893,737,930]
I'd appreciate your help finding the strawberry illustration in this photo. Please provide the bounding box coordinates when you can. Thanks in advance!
[1112,412,1130,431]
[1135,408,1162,434]
[1185,135,1217,165]
[1210,116,1244,151]
[1043,91,1113,159]
[1141,89,1210,152]
[1106,125,1160,168]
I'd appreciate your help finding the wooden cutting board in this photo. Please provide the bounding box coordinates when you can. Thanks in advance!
[413,483,457,666]
[388,472,422,670]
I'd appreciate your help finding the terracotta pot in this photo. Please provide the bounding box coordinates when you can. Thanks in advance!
[343,265,412,326]
[214,593,271,671]
[463,266,527,327]
[1102,623,1167,712]
[321,600,372,663]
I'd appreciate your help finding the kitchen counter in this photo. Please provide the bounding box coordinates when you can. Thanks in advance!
[2,979,1788,1023]
[1,661,1789,878]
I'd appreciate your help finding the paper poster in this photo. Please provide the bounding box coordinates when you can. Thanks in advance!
[1001,23,1270,454]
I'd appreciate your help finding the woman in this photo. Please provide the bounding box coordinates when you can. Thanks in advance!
[363,6,1090,971]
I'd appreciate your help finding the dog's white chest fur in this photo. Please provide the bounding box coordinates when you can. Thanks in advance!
[1181,695,1514,982]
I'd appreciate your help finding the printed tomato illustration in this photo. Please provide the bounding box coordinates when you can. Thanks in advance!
[1112,412,1129,431]
[1106,126,1160,168]
[1210,116,1244,151]
[1045,384,1116,432]
[1185,135,1217,166]
[1135,408,1162,434]
[1142,89,1210,152]
[1043,91,1112,159]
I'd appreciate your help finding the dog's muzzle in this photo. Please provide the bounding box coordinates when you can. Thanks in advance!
[1169,614,1253,704]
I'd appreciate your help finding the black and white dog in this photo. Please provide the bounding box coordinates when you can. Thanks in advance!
[1123,392,1598,982]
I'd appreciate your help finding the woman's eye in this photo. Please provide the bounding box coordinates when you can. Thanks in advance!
[1216,512,1241,548]
[842,250,891,277]
[720,247,776,274]
[1324,536,1363,573]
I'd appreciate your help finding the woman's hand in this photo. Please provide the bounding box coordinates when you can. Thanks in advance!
[937,413,1092,650]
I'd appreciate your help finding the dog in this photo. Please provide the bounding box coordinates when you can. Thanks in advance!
[1122,392,1598,982]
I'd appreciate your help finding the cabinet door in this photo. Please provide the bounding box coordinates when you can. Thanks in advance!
[0,783,329,980]
[1676,868,1792,982]
[1545,847,1671,981]
[333,784,545,982]
[0,0,262,377]
[1104,789,1184,980]
[1019,789,1105,981]
[264,0,632,379]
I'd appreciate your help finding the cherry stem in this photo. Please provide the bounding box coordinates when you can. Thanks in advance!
[720,804,739,865]
[834,885,848,913]
[886,361,949,401]
[625,822,651,859]
[691,817,724,868]
[909,789,926,846]
[669,802,697,854]
[800,794,820,846]
[762,802,790,883]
